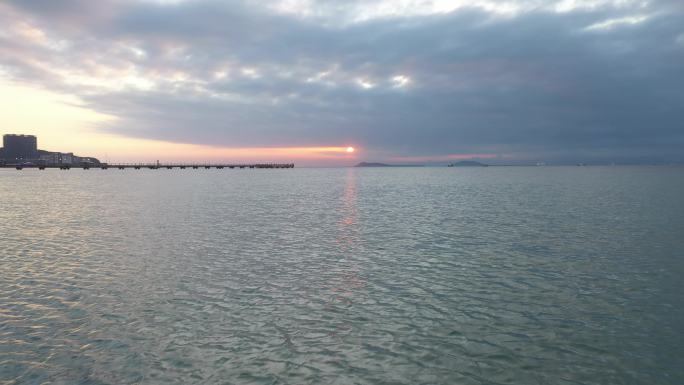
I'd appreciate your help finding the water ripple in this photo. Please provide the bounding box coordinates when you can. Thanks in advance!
[1,167,683,384]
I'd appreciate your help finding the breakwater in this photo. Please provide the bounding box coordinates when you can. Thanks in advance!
[2,163,294,170]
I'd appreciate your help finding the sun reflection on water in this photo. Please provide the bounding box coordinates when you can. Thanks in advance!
[326,169,366,343]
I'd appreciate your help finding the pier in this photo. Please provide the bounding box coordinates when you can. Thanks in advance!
[2,163,295,170]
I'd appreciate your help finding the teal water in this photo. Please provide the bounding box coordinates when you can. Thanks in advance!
[1,167,683,384]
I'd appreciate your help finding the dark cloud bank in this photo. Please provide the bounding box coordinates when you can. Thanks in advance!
[1,0,683,163]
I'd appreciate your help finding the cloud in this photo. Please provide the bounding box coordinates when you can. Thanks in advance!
[584,14,650,31]
[0,0,683,163]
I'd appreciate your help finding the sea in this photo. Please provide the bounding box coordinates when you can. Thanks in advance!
[1,166,683,384]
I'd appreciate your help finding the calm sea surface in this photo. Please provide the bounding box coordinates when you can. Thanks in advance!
[1,167,683,384]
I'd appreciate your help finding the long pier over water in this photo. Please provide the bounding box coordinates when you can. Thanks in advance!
[2,163,294,170]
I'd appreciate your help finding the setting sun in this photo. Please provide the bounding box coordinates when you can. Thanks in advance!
[346,146,355,153]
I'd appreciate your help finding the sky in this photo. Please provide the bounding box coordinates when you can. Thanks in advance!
[0,0,682,165]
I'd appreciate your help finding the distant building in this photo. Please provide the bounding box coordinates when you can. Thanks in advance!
[3,134,38,161]
[0,134,100,165]
[38,151,75,165]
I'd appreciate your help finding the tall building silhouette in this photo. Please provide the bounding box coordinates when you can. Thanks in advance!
[3,134,38,161]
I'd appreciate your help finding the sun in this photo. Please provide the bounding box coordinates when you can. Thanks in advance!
[346,146,355,153]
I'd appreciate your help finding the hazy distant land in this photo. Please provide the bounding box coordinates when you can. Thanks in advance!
[355,161,491,168]
[355,162,424,167]
[448,160,489,167]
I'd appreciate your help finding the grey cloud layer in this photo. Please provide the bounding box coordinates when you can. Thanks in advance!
[1,0,683,162]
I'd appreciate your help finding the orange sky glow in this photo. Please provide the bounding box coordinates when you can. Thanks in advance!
[0,78,361,165]
[1,77,493,166]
